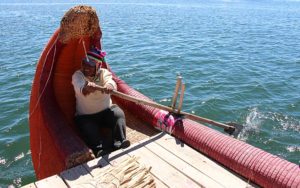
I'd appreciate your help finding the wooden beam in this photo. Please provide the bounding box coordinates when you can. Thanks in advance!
[145,139,223,188]
[34,175,67,188]
[60,164,93,187]
[155,134,254,188]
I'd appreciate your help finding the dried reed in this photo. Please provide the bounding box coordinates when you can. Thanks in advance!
[59,5,99,43]
[95,156,156,188]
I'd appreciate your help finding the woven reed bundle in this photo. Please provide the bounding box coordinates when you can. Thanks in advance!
[59,5,99,43]
[95,156,156,188]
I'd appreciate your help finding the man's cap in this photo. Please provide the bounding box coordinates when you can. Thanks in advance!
[87,47,105,62]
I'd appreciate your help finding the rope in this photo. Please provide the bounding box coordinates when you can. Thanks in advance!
[30,36,58,178]
[80,38,88,61]
[29,36,58,118]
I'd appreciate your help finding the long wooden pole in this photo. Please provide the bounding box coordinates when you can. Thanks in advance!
[177,82,185,113]
[95,85,235,132]
[171,76,182,110]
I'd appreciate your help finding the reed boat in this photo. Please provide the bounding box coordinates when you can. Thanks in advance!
[29,5,300,188]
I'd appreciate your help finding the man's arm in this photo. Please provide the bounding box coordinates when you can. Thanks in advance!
[72,71,97,96]
[102,70,117,90]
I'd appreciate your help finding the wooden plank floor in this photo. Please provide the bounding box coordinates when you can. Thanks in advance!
[23,133,256,188]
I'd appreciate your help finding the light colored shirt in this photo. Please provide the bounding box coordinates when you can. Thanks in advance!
[72,69,117,115]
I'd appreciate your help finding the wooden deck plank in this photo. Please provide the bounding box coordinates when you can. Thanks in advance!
[156,133,254,188]
[109,154,168,188]
[145,139,224,188]
[26,132,257,188]
[21,183,37,188]
[107,134,172,188]
[34,175,67,188]
[83,141,145,176]
[85,157,112,178]
[119,137,203,188]
[85,140,168,188]
[84,156,110,171]
[60,164,94,187]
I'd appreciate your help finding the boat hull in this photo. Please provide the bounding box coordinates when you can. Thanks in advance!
[29,27,102,179]
[29,6,300,187]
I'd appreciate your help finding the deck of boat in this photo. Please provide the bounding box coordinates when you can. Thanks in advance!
[23,132,256,188]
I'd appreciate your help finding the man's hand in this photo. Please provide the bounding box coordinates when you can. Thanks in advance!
[102,84,114,94]
[82,81,115,96]
[82,81,98,96]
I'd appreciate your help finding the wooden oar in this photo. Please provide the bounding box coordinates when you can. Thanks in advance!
[95,86,239,135]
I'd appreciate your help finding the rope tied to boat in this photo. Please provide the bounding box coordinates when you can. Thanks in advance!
[156,111,183,135]
[29,35,58,178]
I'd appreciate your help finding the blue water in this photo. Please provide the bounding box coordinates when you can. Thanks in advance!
[0,0,299,187]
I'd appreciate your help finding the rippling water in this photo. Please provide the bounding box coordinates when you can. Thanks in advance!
[0,0,299,187]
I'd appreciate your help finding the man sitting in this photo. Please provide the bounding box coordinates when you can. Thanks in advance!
[72,47,130,157]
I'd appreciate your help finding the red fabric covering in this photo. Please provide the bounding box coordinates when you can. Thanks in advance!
[29,28,99,179]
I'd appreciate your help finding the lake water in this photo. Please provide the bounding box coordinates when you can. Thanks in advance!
[0,0,299,187]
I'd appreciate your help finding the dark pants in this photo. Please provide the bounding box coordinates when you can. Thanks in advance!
[74,105,126,154]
